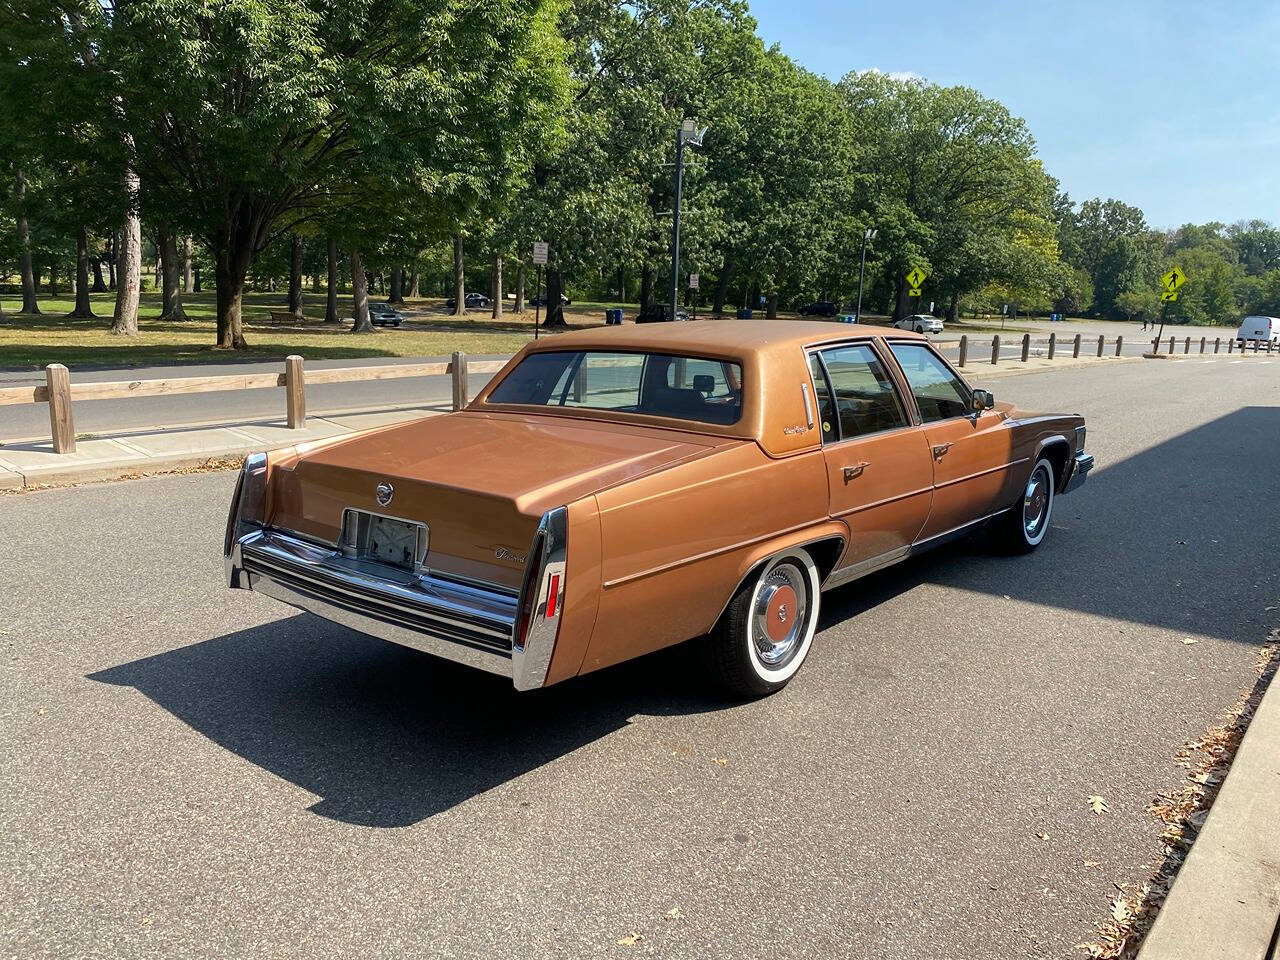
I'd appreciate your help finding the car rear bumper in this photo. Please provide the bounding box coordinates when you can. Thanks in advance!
[1063,451,1094,493]
[227,527,526,678]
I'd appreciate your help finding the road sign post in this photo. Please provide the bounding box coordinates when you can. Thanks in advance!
[1155,266,1186,347]
[532,242,548,340]
[689,273,699,322]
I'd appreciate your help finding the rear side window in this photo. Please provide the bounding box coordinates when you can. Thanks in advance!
[486,350,743,425]
[812,344,909,440]
[888,343,970,422]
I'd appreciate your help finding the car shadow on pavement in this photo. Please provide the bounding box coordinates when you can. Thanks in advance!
[822,405,1280,646]
[89,621,725,829]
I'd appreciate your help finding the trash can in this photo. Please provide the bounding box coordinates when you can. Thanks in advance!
[736,308,752,320]
[604,308,623,325]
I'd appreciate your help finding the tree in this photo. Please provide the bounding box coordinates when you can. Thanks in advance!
[107,0,568,348]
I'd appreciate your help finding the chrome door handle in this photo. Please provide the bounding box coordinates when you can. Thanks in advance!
[843,462,869,483]
[932,443,951,460]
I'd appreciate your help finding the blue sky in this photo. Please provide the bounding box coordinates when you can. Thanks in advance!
[747,0,1280,229]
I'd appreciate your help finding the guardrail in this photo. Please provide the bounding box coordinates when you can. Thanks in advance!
[1148,336,1275,356]
[0,352,508,455]
[948,332,1124,367]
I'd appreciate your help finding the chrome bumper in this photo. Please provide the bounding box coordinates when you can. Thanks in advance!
[1063,451,1094,493]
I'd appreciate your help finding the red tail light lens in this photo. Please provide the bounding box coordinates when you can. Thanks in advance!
[514,532,545,652]
[544,573,561,619]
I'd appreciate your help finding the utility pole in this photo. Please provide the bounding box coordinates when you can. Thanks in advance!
[668,119,706,322]
[855,227,876,322]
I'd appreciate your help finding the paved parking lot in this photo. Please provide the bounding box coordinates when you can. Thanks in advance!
[3,357,1278,958]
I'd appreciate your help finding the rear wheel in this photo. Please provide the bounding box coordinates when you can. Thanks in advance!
[999,457,1055,553]
[699,548,821,698]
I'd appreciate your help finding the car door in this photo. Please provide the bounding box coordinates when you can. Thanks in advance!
[886,341,1020,542]
[808,343,934,578]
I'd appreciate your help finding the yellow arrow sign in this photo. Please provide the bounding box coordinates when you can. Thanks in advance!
[1161,266,1186,291]
[907,287,921,297]
[906,267,926,288]
[1160,290,1178,302]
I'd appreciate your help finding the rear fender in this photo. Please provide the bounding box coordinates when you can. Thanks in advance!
[707,521,849,633]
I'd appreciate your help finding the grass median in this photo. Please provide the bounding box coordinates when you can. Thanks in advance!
[0,291,593,370]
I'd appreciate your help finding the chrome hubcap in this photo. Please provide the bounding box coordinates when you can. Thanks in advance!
[1023,466,1050,538]
[752,563,808,667]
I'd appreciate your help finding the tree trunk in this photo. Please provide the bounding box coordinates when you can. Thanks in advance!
[16,170,41,314]
[287,233,303,317]
[110,152,142,337]
[543,269,568,327]
[515,264,526,312]
[154,238,162,290]
[48,260,59,297]
[350,250,374,333]
[946,291,959,324]
[214,245,252,348]
[408,265,420,299]
[491,253,502,320]
[389,267,403,304]
[182,236,193,292]
[617,264,626,302]
[325,237,340,322]
[71,225,94,317]
[713,260,731,315]
[453,235,465,316]
[107,231,117,289]
[91,258,106,292]
[160,230,187,320]
[640,265,655,309]
[766,292,778,319]
[892,274,911,321]
[193,264,202,291]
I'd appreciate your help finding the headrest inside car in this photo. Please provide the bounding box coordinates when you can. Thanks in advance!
[692,374,715,394]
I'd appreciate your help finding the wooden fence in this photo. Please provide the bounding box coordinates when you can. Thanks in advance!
[0,352,508,455]
[949,332,1125,367]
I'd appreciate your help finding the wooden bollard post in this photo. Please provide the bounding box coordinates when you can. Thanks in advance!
[451,350,468,410]
[1228,338,1234,353]
[1168,336,1175,353]
[1072,333,1082,358]
[45,363,76,454]
[1096,335,1105,357]
[1199,337,1206,354]
[1152,337,1159,354]
[1253,339,1259,353]
[1047,332,1057,359]
[285,355,306,429]
[991,335,1000,364]
[957,335,968,367]
[1021,333,1030,362]
[1214,337,1220,353]
[1184,336,1191,354]
[1115,336,1123,356]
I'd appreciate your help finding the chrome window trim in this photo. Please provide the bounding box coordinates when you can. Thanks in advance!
[884,339,976,424]
[806,343,914,446]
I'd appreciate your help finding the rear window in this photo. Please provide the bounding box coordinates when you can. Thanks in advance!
[486,350,744,425]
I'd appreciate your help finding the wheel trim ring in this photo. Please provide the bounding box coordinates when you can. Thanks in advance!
[1023,465,1050,538]
[751,564,808,668]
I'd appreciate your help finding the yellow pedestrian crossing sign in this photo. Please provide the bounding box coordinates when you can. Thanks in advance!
[1161,267,1186,291]
[906,267,927,289]
[1160,290,1178,302]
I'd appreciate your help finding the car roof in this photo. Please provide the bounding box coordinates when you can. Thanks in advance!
[524,317,925,360]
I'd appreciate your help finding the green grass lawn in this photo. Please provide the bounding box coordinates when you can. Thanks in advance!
[0,290,606,370]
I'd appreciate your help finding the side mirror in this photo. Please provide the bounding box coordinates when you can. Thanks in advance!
[971,389,995,412]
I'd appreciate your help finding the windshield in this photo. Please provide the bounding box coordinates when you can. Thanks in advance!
[486,350,744,425]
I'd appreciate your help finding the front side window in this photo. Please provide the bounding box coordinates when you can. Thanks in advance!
[888,343,970,422]
[486,350,743,425]
[813,344,909,440]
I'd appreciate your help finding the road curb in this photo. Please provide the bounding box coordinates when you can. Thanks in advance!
[1138,665,1280,960]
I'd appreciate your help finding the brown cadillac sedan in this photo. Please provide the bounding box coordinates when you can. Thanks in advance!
[225,320,1092,697]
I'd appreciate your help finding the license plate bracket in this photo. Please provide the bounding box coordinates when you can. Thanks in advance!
[339,510,429,572]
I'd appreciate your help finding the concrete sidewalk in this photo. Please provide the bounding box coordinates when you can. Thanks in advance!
[0,403,444,491]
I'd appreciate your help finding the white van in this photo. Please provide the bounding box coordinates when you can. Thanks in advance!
[1236,316,1280,346]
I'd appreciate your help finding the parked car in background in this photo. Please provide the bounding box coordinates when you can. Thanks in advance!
[529,293,572,307]
[636,304,690,323]
[798,301,839,317]
[225,320,1092,699]
[446,292,492,310]
[1235,315,1280,347]
[368,302,405,327]
[894,314,944,335]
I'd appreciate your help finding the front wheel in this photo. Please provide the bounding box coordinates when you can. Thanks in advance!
[999,457,1055,553]
[699,548,822,698]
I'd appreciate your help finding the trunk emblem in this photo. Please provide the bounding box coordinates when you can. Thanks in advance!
[375,481,394,506]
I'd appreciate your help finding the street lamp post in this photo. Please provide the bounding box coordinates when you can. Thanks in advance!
[668,119,706,322]
[855,227,876,323]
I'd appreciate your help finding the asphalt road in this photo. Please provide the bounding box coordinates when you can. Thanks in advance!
[3,356,1279,958]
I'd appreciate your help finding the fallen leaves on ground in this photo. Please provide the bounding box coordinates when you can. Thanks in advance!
[1180,637,1200,645]
[711,757,728,766]
[665,907,683,921]
[1036,831,1050,841]
[1075,640,1279,959]
[1088,796,1109,815]
[617,932,644,946]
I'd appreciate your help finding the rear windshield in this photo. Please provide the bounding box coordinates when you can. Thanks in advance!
[486,350,744,425]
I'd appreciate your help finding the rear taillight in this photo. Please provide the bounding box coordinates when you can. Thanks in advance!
[511,507,569,691]
[544,573,561,619]
[513,532,545,652]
